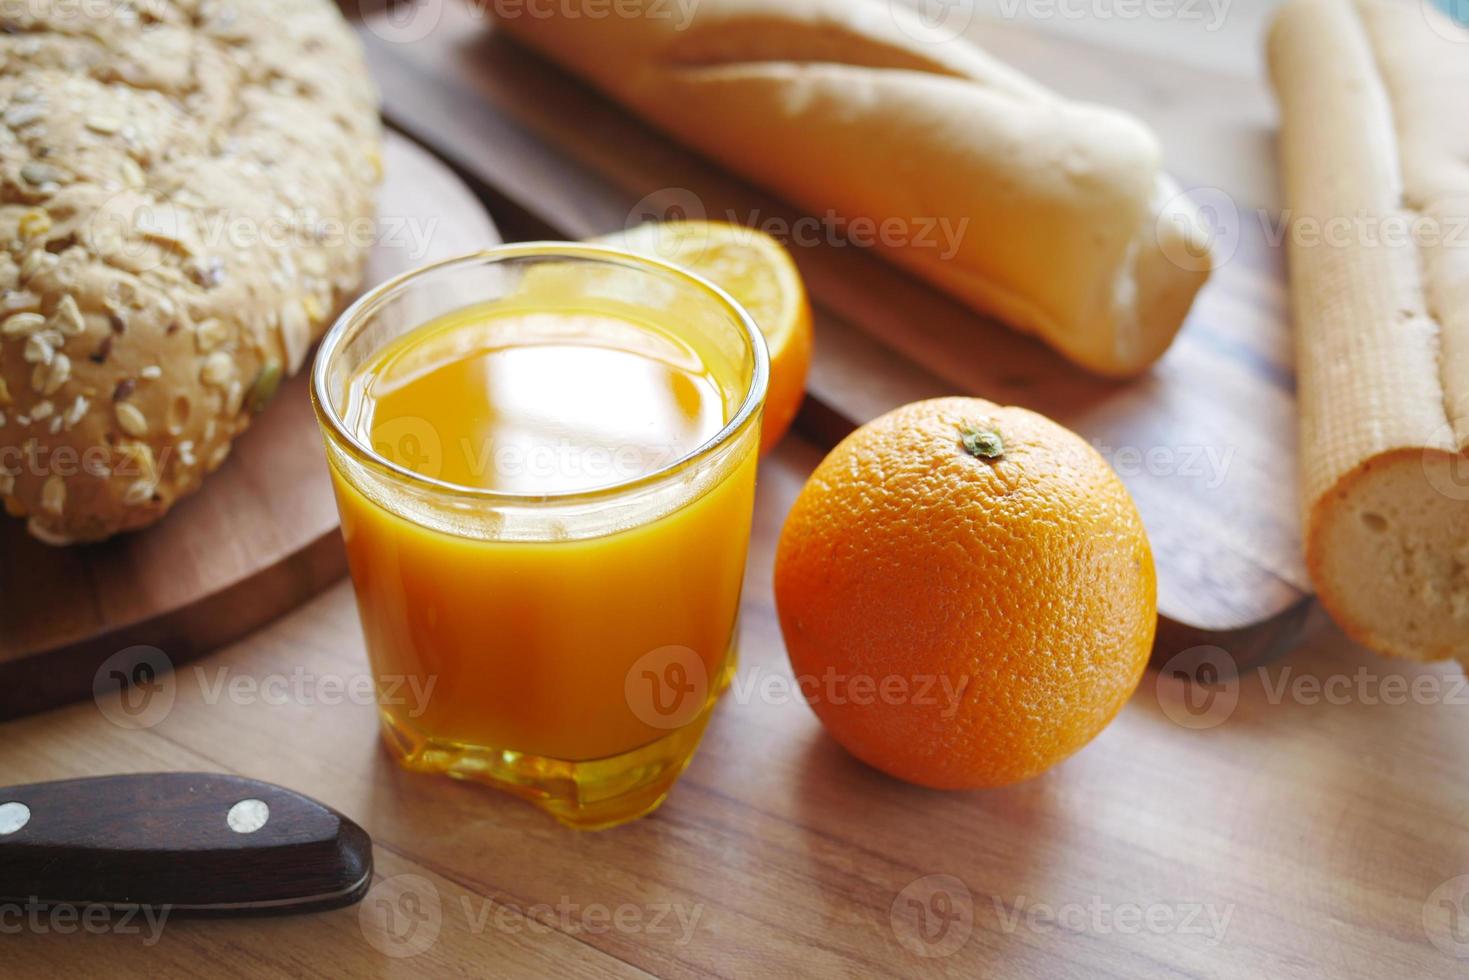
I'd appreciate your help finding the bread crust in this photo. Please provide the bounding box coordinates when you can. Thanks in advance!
[489,0,1213,376]
[0,0,380,543]
[1305,448,1469,663]
[1269,0,1469,663]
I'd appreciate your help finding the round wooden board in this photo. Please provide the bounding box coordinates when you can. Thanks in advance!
[0,131,501,720]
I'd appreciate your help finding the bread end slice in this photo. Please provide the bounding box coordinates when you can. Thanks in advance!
[1308,448,1469,664]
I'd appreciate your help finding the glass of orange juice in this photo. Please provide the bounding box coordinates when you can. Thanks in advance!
[312,243,768,829]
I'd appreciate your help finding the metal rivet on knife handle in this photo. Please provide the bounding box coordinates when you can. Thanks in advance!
[0,801,31,835]
[227,798,270,834]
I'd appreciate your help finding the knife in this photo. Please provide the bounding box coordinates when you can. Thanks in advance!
[0,772,373,915]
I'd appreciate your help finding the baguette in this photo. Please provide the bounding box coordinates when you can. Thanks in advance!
[1268,0,1469,663]
[489,0,1213,376]
[0,0,380,544]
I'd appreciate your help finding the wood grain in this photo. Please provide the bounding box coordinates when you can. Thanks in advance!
[10,9,1459,980]
[351,2,1311,643]
[1,434,1466,978]
[0,132,501,721]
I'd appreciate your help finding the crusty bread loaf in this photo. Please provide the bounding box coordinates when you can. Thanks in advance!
[0,0,380,544]
[1268,0,1469,663]
[489,0,1214,377]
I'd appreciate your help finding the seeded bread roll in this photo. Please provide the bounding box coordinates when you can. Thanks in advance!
[0,0,380,544]
[1268,0,1469,663]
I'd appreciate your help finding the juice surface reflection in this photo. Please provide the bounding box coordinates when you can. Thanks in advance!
[363,310,725,494]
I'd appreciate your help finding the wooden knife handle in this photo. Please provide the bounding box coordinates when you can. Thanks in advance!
[0,773,372,915]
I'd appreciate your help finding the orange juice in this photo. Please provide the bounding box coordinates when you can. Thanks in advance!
[338,305,754,760]
[313,246,767,828]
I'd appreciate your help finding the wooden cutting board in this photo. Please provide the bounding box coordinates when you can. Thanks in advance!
[0,131,501,720]
[352,3,1314,662]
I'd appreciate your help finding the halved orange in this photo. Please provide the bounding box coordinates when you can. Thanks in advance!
[598,221,813,454]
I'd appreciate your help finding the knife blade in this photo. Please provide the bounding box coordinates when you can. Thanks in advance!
[0,772,372,915]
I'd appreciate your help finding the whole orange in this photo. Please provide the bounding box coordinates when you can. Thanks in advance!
[773,397,1156,789]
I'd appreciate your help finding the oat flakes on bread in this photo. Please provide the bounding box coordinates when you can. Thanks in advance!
[0,0,381,544]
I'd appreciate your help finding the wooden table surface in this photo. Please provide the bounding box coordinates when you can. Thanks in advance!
[4,435,1469,978]
[9,3,1469,978]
